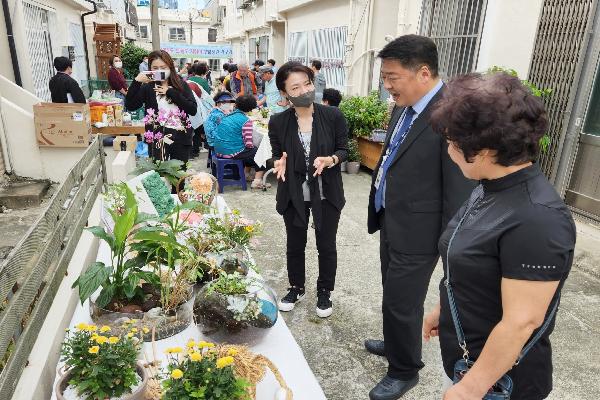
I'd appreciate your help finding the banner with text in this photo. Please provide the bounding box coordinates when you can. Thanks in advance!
[161,43,233,59]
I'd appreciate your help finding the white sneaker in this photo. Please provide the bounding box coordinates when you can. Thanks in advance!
[278,287,305,312]
[316,290,333,318]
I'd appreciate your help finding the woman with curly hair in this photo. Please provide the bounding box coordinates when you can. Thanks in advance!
[424,72,576,400]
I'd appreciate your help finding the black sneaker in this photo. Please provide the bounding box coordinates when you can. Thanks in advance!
[278,287,305,312]
[316,289,333,318]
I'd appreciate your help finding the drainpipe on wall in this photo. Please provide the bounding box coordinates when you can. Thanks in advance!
[2,0,22,87]
[363,0,374,94]
[81,0,98,80]
[0,99,13,174]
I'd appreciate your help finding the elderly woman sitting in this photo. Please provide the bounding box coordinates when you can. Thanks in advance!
[213,94,268,189]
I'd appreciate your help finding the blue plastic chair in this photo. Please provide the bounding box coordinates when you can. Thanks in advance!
[214,157,247,193]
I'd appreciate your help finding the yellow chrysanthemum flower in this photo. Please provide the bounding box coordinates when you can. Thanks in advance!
[108,336,119,344]
[86,325,98,332]
[216,356,234,369]
[171,369,183,379]
[95,336,108,345]
[130,328,138,333]
[127,332,134,338]
[88,346,100,354]
[171,346,183,353]
[227,348,239,357]
[142,327,150,334]
[186,340,196,349]
[100,326,111,333]
[75,322,88,331]
[189,352,202,362]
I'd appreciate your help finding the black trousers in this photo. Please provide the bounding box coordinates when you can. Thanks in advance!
[192,125,205,155]
[283,200,341,292]
[380,212,438,380]
[232,147,267,171]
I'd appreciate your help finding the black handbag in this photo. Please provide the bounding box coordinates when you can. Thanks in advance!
[444,185,559,399]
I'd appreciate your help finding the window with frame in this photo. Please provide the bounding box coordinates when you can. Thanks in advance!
[209,59,220,72]
[136,25,148,40]
[169,27,185,41]
[208,28,217,43]
[418,0,488,78]
[249,35,268,63]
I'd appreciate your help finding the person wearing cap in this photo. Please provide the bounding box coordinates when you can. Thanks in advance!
[204,91,236,149]
[257,65,288,114]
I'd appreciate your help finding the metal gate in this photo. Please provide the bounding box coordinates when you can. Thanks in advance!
[558,1,600,221]
[22,2,55,101]
[418,0,488,78]
[69,23,87,86]
[527,0,596,181]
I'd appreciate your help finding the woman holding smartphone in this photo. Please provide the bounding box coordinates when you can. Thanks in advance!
[126,50,197,164]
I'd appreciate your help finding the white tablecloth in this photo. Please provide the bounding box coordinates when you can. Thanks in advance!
[254,126,272,168]
[51,196,325,400]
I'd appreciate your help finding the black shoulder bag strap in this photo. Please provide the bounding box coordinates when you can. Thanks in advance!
[444,184,560,365]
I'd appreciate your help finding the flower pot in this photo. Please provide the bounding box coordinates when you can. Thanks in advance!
[193,280,278,344]
[340,161,348,172]
[89,286,195,341]
[55,361,148,400]
[346,161,361,174]
[204,245,251,276]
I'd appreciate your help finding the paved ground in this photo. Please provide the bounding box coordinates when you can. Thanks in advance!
[190,156,600,400]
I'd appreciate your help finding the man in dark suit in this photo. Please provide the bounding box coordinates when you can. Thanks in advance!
[365,35,475,400]
[48,57,86,104]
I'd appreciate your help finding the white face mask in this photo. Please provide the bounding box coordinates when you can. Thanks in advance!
[114,61,123,69]
[219,103,234,113]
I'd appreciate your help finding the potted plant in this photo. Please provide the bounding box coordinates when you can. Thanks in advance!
[56,322,148,399]
[73,184,160,315]
[130,158,188,188]
[193,272,278,342]
[346,138,361,174]
[142,108,192,161]
[161,341,250,400]
[339,92,389,138]
[121,202,205,340]
[73,184,200,340]
[340,92,390,169]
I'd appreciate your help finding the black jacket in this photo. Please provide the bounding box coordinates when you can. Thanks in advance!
[367,87,476,254]
[49,72,86,104]
[125,80,197,145]
[269,103,348,229]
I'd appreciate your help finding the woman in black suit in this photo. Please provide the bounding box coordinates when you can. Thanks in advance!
[125,50,197,163]
[268,61,348,318]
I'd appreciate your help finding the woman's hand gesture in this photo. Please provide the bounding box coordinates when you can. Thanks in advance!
[154,81,169,96]
[274,152,287,181]
[135,72,152,84]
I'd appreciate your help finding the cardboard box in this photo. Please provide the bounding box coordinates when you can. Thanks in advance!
[34,103,91,148]
[112,135,138,152]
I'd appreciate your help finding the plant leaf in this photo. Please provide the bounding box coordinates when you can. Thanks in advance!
[85,226,114,250]
[95,285,116,309]
[124,273,140,299]
[74,262,111,304]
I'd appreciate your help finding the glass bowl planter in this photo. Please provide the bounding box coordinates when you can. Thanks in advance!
[89,286,195,341]
[193,279,278,344]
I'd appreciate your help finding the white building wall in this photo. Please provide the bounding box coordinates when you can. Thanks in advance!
[476,0,544,78]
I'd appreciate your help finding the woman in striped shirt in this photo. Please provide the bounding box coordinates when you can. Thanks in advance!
[213,94,269,189]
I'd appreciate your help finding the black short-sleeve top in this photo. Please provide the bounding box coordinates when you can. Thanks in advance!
[438,164,576,400]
